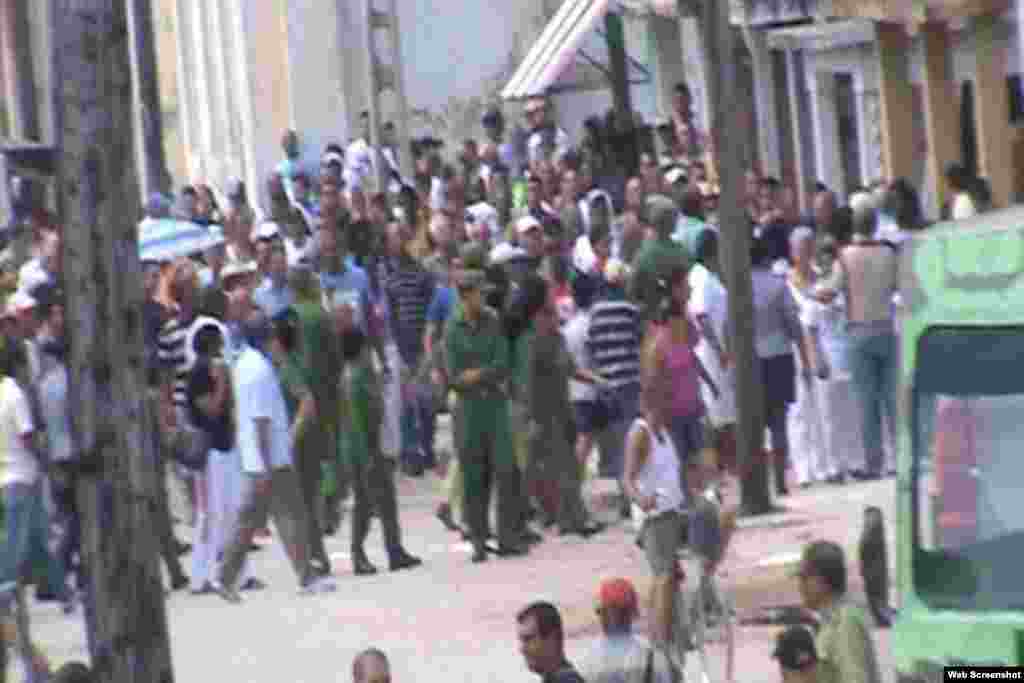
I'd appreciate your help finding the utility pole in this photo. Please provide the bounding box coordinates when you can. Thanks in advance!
[697,0,772,514]
[55,1,174,681]
[127,0,172,200]
[605,11,637,174]
[362,0,412,192]
[0,0,41,141]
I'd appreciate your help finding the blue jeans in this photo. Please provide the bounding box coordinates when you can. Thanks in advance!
[848,324,897,476]
[400,380,437,471]
[1,482,66,596]
[596,383,641,480]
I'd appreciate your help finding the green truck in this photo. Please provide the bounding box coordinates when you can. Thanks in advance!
[895,206,1024,681]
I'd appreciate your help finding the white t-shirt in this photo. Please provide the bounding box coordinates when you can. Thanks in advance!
[563,311,596,403]
[0,377,37,487]
[232,346,293,474]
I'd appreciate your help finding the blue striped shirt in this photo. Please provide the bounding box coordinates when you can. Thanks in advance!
[585,296,642,390]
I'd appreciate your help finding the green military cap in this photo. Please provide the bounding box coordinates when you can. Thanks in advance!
[459,242,490,271]
[645,194,679,236]
[455,267,487,289]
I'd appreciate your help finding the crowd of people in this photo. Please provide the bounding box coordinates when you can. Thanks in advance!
[0,75,977,680]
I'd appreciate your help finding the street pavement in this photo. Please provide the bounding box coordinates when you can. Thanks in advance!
[24,419,899,683]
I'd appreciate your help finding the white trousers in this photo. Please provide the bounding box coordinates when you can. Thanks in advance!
[788,361,829,485]
[191,449,251,590]
[817,374,866,477]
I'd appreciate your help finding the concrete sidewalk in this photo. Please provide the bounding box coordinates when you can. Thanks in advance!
[18,451,899,683]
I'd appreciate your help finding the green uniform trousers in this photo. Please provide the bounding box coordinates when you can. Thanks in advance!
[529,420,588,532]
[454,395,519,548]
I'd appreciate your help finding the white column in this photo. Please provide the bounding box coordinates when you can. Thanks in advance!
[188,0,213,182]
[648,13,685,120]
[853,72,872,189]
[228,0,258,203]
[215,0,244,184]
[205,0,234,186]
[745,27,781,178]
[808,69,846,201]
[679,14,711,135]
[786,49,810,213]
[172,0,200,182]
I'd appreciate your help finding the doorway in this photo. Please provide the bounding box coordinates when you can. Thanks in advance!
[834,73,862,193]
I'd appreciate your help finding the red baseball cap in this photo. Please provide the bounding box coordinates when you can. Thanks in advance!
[597,578,638,613]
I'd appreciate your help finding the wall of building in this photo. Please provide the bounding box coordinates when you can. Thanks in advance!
[778,11,1021,216]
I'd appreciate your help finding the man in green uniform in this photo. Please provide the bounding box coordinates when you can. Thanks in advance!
[333,297,422,576]
[444,266,527,563]
[289,267,346,537]
[524,299,607,537]
[629,195,692,325]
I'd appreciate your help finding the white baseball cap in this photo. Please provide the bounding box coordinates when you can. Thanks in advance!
[516,215,542,235]
[253,221,282,242]
[220,258,258,282]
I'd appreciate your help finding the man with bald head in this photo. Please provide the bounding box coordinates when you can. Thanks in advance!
[353,648,390,683]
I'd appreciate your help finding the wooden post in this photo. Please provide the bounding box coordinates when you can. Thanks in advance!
[973,12,1014,209]
[55,1,174,681]
[876,22,916,183]
[697,0,771,514]
[0,0,41,141]
[127,0,172,200]
[921,21,958,216]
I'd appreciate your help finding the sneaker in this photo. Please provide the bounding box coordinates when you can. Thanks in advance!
[211,580,242,605]
[298,576,337,596]
[239,577,267,592]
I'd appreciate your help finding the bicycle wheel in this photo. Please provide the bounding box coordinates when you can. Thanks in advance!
[681,558,736,683]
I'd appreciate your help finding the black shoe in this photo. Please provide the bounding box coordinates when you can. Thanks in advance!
[239,577,267,592]
[170,574,190,592]
[436,503,460,533]
[353,554,378,576]
[175,541,192,556]
[389,551,423,572]
[560,522,606,539]
[249,543,264,552]
[491,543,528,558]
[211,581,242,605]
[777,486,789,497]
[521,529,544,545]
[311,559,332,577]
[619,499,632,520]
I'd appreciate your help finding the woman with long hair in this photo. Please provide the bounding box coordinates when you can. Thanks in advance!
[642,266,717,487]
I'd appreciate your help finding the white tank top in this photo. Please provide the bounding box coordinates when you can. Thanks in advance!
[630,417,685,517]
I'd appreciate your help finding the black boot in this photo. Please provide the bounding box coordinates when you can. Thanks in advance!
[389,549,423,572]
[352,550,377,576]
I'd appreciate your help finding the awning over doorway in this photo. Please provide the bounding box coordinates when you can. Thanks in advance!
[501,0,650,100]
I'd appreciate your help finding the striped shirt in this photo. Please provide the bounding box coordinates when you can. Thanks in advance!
[586,296,642,390]
[384,257,435,367]
[158,316,194,406]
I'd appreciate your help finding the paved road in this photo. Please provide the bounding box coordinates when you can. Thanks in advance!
[23,422,899,683]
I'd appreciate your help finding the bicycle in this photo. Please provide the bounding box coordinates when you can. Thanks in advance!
[670,484,737,683]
